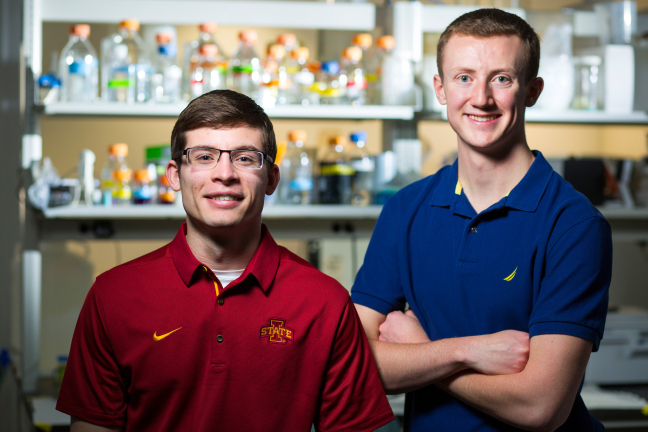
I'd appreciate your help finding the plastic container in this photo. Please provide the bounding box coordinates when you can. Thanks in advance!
[59,24,99,102]
[277,33,299,58]
[341,46,366,105]
[287,47,315,105]
[132,169,153,204]
[278,130,314,205]
[151,33,182,103]
[158,174,176,204]
[352,33,373,70]
[348,131,374,206]
[572,55,602,110]
[39,52,61,104]
[101,19,151,103]
[366,35,394,105]
[381,50,416,105]
[190,44,227,99]
[318,136,354,204]
[317,61,343,105]
[229,30,262,100]
[101,143,131,206]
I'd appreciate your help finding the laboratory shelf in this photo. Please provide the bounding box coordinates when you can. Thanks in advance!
[42,102,417,120]
[38,0,376,30]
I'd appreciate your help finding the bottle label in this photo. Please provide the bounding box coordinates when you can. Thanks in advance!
[69,61,88,75]
[320,164,355,176]
[231,64,254,74]
[108,78,131,88]
[290,178,313,192]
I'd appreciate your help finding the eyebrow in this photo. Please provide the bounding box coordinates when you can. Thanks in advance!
[191,145,263,152]
[451,67,518,76]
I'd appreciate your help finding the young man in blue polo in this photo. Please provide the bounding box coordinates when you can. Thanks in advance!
[57,90,394,431]
[351,9,611,432]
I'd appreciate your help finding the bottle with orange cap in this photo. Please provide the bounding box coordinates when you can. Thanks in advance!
[183,23,227,100]
[352,33,373,69]
[261,44,290,107]
[189,44,228,99]
[287,47,315,105]
[278,130,314,205]
[101,19,151,103]
[366,35,395,105]
[229,30,262,100]
[276,33,299,60]
[318,136,355,204]
[340,46,366,106]
[59,24,98,102]
[100,143,132,206]
[151,33,182,103]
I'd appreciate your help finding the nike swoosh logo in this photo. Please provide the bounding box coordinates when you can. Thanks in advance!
[504,267,518,282]
[153,327,182,341]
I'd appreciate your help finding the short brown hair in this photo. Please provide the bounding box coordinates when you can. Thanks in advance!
[437,8,540,84]
[171,90,277,170]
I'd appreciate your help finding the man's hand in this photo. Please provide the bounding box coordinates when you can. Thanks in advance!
[378,310,431,344]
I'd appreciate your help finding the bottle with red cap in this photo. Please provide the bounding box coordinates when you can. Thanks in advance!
[151,33,182,103]
[59,24,98,102]
[189,44,227,99]
[366,35,395,104]
[229,30,262,100]
[101,19,151,103]
[183,23,227,100]
[340,46,366,105]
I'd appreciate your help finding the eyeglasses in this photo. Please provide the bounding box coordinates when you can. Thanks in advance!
[173,147,274,170]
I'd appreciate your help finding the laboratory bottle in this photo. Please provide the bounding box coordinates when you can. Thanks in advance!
[287,47,315,105]
[132,169,153,204]
[59,24,99,102]
[277,33,299,58]
[352,33,373,70]
[366,35,394,105]
[183,22,226,100]
[151,33,182,104]
[157,175,176,204]
[190,44,227,99]
[278,130,314,205]
[101,19,151,103]
[101,143,131,206]
[318,136,354,204]
[39,51,61,104]
[229,30,262,100]
[348,131,375,206]
[340,46,366,105]
[317,61,343,105]
[265,44,290,106]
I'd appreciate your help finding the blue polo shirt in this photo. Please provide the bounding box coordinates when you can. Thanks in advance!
[351,151,612,431]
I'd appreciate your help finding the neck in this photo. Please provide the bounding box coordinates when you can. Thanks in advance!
[457,142,534,214]
[185,219,262,271]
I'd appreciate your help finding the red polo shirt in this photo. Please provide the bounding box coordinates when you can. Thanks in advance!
[56,224,394,431]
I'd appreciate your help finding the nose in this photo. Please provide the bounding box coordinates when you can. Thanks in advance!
[211,151,238,183]
[472,80,494,109]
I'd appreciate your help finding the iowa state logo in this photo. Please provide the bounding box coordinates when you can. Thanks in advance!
[260,318,294,344]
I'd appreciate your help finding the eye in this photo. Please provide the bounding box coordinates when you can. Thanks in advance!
[496,76,510,83]
[459,75,470,83]
[192,150,217,163]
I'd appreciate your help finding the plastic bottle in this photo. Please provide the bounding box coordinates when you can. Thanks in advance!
[131,169,153,204]
[348,131,375,206]
[318,136,354,204]
[366,35,394,105]
[151,33,182,103]
[38,52,61,104]
[381,50,416,106]
[190,44,228,99]
[352,33,373,70]
[229,30,262,100]
[101,143,131,206]
[59,24,99,102]
[183,22,227,100]
[340,46,366,105]
[287,47,315,105]
[101,19,151,103]
[261,44,290,107]
[278,130,314,205]
[157,175,176,204]
[276,33,299,59]
[317,61,344,105]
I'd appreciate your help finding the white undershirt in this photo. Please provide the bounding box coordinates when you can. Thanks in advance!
[212,269,245,288]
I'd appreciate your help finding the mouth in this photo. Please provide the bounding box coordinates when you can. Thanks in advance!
[208,195,243,202]
[467,114,500,122]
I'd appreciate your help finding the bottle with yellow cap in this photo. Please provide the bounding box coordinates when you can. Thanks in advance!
[101,143,132,206]
[151,33,182,103]
[366,35,395,105]
[59,24,98,102]
[183,23,227,101]
[340,46,366,105]
[101,19,151,103]
[189,44,228,99]
[318,136,354,204]
[229,30,262,100]
[278,130,314,205]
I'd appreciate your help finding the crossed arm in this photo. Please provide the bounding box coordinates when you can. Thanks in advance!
[355,305,593,432]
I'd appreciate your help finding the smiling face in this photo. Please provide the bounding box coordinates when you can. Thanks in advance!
[434,34,543,155]
[166,126,279,237]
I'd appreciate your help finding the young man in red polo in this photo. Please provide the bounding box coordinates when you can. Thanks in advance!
[57,90,394,431]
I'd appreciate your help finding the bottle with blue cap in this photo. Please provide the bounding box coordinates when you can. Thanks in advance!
[151,33,182,103]
[59,24,98,102]
[318,61,344,105]
[349,131,375,205]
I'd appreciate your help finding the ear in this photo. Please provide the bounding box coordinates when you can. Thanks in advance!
[524,77,544,107]
[265,164,280,195]
[433,74,447,105]
[166,159,181,192]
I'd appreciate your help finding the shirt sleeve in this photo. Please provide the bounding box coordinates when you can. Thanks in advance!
[56,280,128,427]
[529,215,612,351]
[315,297,395,432]
[351,197,407,315]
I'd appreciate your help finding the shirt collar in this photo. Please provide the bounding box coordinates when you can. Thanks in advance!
[429,150,553,213]
[170,223,281,292]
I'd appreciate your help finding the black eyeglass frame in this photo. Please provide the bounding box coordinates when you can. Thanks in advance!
[173,147,275,170]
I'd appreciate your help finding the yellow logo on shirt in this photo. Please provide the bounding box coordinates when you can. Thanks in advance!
[153,327,182,341]
[260,319,294,344]
[504,267,518,282]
